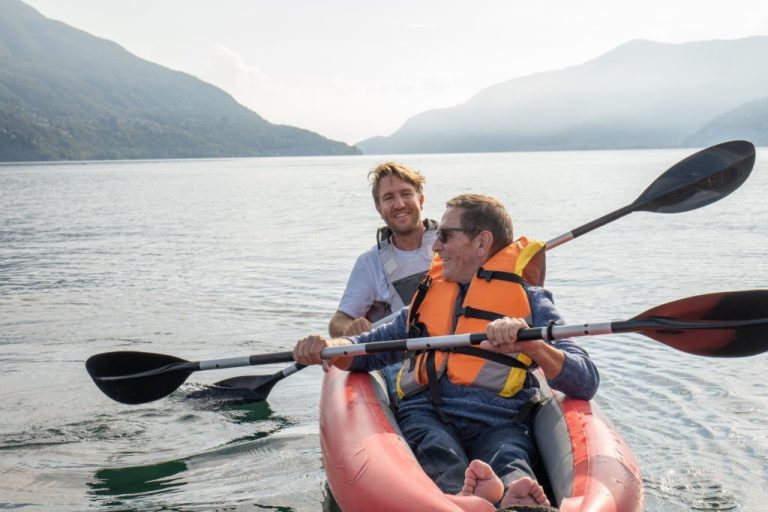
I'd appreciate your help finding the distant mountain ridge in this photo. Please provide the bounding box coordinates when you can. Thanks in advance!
[0,0,359,162]
[358,37,768,154]
[685,97,768,146]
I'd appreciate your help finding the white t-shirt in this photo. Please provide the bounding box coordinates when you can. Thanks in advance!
[337,243,432,319]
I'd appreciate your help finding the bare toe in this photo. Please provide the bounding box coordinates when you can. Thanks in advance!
[500,476,550,507]
[461,459,504,504]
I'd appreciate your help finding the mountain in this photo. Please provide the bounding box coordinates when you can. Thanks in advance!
[684,96,768,147]
[357,37,768,154]
[0,0,359,162]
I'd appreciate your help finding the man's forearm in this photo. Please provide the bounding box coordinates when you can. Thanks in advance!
[328,310,354,337]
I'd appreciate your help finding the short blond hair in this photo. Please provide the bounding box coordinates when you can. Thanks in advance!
[368,162,425,205]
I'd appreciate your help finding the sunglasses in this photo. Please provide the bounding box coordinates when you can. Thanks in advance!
[436,228,477,243]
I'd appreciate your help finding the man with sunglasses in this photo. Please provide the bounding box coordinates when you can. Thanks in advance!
[328,161,438,337]
[295,194,598,509]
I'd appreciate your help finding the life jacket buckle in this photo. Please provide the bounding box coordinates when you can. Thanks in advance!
[476,268,494,282]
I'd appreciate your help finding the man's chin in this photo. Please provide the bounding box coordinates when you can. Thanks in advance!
[389,224,420,237]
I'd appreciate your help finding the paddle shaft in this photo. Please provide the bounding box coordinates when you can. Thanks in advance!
[321,316,768,359]
[318,318,747,358]
[202,352,295,369]
[96,351,294,381]
[546,203,636,249]
[104,316,763,378]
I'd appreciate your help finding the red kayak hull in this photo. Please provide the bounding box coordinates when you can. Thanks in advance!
[320,367,643,511]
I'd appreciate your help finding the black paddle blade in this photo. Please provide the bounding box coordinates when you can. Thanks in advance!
[633,290,768,357]
[195,363,307,404]
[86,351,192,405]
[210,374,281,402]
[633,140,755,214]
[181,375,279,405]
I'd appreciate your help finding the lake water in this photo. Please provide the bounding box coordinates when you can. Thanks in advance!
[1,148,767,511]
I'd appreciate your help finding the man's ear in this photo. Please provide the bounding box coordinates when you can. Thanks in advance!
[477,231,493,254]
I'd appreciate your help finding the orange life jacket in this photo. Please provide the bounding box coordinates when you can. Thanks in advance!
[396,238,546,399]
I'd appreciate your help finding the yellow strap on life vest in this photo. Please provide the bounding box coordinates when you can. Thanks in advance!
[499,353,532,397]
[514,239,546,277]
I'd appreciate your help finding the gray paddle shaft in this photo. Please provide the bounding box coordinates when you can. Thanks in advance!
[318,322,616,359]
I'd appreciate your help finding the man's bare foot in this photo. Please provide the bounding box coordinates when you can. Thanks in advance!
[499,476,550,508]
[460,459,504,504]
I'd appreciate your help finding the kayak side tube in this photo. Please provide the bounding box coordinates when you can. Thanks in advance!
[534,374,644,512]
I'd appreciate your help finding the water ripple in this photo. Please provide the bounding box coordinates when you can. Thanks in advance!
[646,467,738,511]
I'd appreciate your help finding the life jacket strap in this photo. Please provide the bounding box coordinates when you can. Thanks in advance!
[476,268,526,285]
[459,305,505,322]
[425,349,454,425]
[376,226,391,249]
[509,394,548,424]
[412,274,432,313]
[408,274,433,337]
[450,346,529,370]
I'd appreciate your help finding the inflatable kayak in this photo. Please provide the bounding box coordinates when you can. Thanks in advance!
[320,367,643,511]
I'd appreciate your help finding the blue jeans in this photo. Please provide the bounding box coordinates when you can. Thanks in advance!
[397,405,538,494]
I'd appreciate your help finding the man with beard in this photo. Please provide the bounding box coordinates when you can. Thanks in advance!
[328,162,437,337]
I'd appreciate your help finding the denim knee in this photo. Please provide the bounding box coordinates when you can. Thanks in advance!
[398,410,468,493]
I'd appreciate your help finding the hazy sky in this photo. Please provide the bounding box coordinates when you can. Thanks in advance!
[22,1,768,145]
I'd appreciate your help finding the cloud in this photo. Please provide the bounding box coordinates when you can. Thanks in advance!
[196,43,293,124]
[202,43,269,93]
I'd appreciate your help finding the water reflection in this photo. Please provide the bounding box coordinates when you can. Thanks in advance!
[181,382,277,423]
[88,460,188,505]
[86,392,305,511]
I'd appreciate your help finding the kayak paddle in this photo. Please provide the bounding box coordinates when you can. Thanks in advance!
[221,140,757,399]
[546,140,755,249]
[86,289,768,404]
